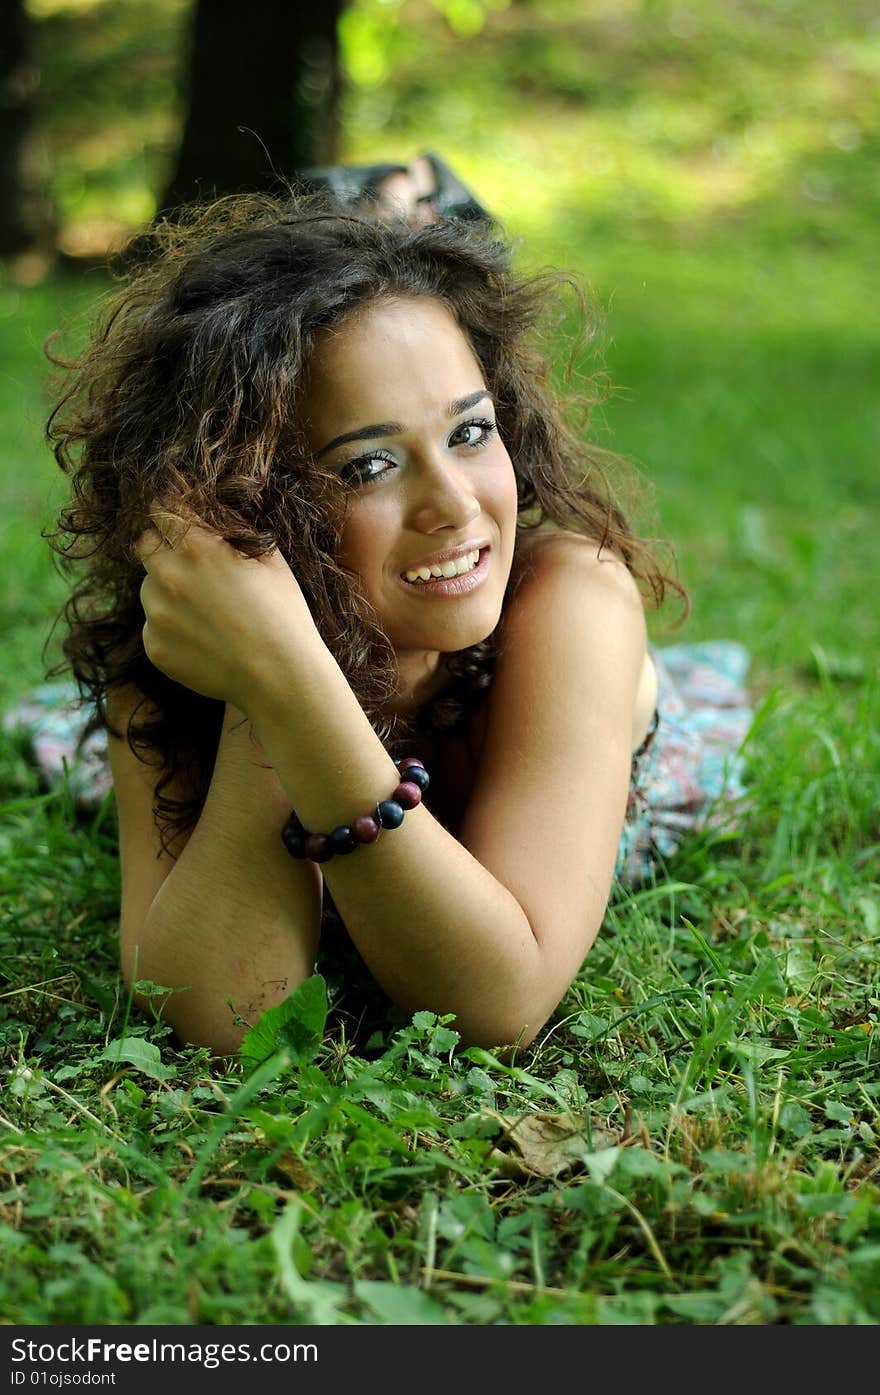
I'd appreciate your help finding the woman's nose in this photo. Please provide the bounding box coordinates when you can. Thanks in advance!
[406,454,480,533]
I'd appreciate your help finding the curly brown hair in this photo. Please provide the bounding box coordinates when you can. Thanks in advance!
[44,190,684,854]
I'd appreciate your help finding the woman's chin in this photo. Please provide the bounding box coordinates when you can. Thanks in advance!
[389,610,499,657]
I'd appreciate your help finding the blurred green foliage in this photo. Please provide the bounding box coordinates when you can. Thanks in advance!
[339,0,878,302]
[21,0,877,262]
[25,0,189,254]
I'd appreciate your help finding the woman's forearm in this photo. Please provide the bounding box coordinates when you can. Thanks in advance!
[127,704,322,1053]
[246,640,550,1048]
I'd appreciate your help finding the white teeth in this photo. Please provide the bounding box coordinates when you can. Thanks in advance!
[404,549,480,584]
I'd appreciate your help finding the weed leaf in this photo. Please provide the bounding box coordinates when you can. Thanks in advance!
[239,974,328,1073]
[272,1200,348,1325]
[354,1280,448,1325]
[96,1037,172,1081]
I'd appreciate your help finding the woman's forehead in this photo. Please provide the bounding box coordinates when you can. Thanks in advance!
[303,297,486,433]
[313,295,473,366]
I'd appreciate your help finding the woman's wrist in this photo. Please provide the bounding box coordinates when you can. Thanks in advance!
[242,640,401,834]
[281,758,429,862]
[232,615,331,727]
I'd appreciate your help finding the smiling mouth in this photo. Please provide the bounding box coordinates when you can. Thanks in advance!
[402,548,482,584]
[399,546,491,597]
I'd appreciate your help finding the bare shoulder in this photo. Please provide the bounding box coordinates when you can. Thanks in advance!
[481,524,651,778]
[500,527,647,672]
[499,528,655,750]
[506,527,644,619]
[106,684,196,975]
[106,681,157,739]
[106,682,198,845]
[106,683,180,805]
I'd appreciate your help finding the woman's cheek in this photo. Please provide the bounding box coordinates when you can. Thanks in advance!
[491,450,520,526]
[335,496,392,582]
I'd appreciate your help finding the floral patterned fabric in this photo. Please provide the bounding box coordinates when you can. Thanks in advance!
[616,641,752,885]
[3,683,114,811]
[2,641,752,887]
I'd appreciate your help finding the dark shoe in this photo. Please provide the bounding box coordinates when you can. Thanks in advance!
[296,154,493,226]
[419,151,492,224]
[295,162,409,208]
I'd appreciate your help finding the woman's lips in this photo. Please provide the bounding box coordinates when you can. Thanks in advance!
[399,546,490,598]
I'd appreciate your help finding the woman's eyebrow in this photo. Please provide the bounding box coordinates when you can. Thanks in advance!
[316,421,403,459]
[316,390,494,460]
[447,389,493,417]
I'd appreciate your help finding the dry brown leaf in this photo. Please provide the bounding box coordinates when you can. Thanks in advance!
[485,1109,618,1181]
[270,1152,318,1191]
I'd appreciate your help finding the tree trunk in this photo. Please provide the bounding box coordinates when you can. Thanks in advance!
[158,0,343,216]
[0,0,47,255]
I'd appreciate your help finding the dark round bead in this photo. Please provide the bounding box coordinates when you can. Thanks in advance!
[282,825,308,858]
[392,781,422,810]
[328,825,357,855]
[351,813,380,844]
[304,833,334,863]
[398,762,429,792]
[376,799,405,830]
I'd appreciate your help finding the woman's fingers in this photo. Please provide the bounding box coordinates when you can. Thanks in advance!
[135,501,205,563]
[133,524,167,563]
[149,501,198,547]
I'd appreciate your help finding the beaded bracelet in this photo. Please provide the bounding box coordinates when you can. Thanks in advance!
[281,758,430,864]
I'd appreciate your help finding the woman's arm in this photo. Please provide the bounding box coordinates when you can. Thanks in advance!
[245,534,646,1049]
[110,689,321,1055]
[134,519,646,1051]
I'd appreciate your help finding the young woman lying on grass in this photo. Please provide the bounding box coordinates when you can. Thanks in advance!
[35,184,751,1057]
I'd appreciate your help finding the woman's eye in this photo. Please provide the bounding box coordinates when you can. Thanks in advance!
[448,418,496,450]
[338,450,396,486]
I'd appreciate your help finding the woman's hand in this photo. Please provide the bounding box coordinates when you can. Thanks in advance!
[134,507,320,712]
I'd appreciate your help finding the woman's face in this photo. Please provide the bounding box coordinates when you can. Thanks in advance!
[301,296,519,690]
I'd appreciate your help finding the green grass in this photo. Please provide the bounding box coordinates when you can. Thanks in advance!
[1,0,878,1327]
